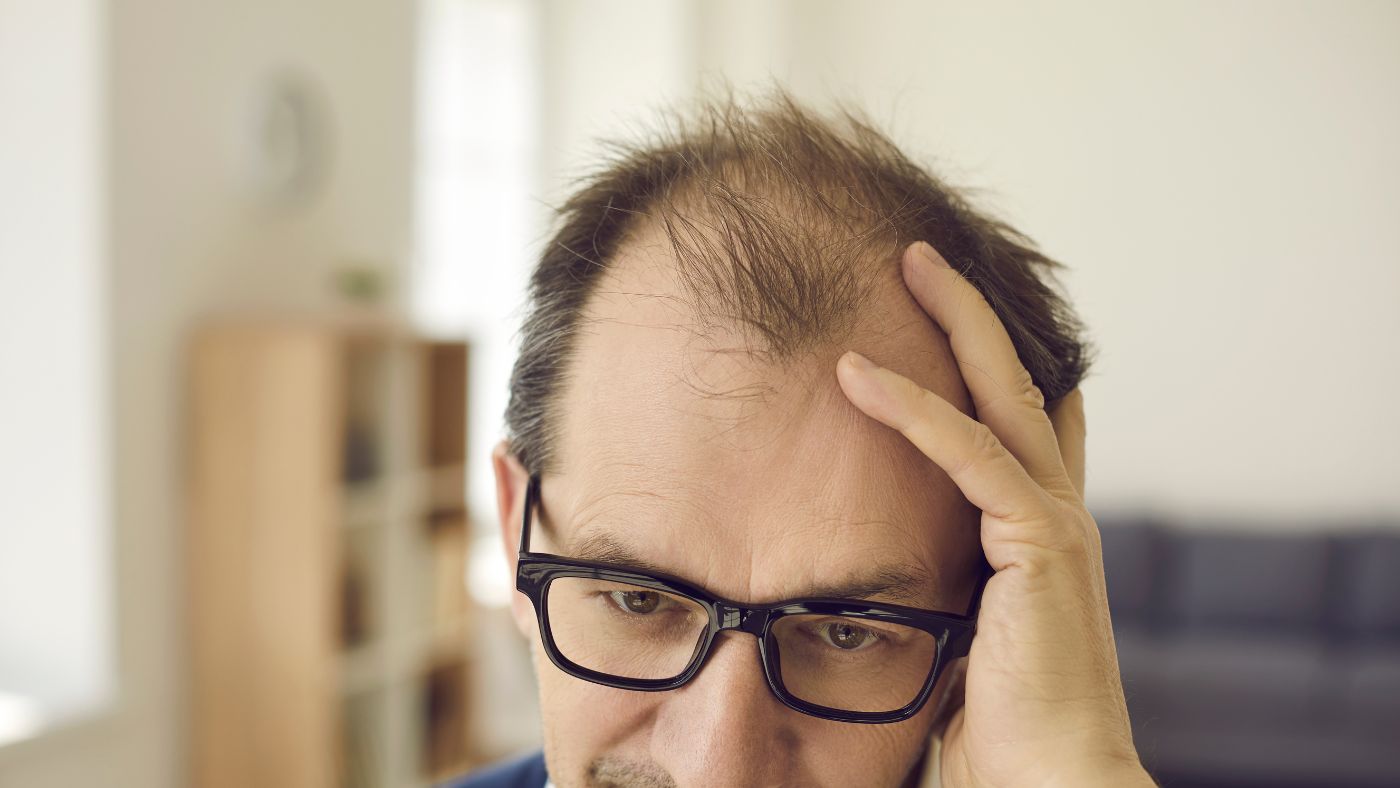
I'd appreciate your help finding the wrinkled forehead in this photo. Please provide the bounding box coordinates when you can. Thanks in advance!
[544,236,979,606]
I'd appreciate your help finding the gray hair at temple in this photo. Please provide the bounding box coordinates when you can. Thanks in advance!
[505,90,1094,474]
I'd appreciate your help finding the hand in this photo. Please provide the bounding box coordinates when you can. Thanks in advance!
[835,242,1153,788]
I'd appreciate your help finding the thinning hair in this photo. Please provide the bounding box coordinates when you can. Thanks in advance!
[506,90,1094,474]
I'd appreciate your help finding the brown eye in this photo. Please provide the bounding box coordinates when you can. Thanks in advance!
[610,590,661,614]
[821,621,876,650]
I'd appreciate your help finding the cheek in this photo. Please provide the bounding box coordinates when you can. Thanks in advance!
[531,642,663,773]
[788,692,939,784]
[509,591,534,639]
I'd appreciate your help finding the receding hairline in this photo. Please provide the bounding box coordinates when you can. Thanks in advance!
[578,209,908,359]
[505,88,1094,475]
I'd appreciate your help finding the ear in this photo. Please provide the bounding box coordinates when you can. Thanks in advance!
[491,440,534,638]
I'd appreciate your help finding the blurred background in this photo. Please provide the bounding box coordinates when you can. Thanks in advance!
[1,1,1397,786]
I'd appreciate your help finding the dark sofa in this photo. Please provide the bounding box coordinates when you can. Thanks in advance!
[1097,518,1400,788]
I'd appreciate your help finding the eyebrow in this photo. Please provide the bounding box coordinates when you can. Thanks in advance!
[568,529,936,606]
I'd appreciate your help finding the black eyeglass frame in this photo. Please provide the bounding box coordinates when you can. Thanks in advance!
[515,473,992,724]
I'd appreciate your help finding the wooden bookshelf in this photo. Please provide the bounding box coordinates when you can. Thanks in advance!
[186,319,480,788]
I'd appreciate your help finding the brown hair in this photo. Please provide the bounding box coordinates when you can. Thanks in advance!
[506,91,1094,474]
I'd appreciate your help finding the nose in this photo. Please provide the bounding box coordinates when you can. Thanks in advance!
[650,631,794,787]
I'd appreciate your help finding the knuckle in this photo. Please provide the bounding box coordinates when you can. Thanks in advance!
[905,385,942,430]
[1013,367,1045,410]
[981,366,1047,416]
[1025,383,1046,411]
[911,381,941,410]
[968,419,1003,461]
[948,419,1000,478]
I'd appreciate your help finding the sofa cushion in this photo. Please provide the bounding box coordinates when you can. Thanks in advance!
[1124,633,1328,724]
[1331,532,1400,643]
[1097,518,1161,628]
[1162,528,1329,634]
[1328,646,1400,727]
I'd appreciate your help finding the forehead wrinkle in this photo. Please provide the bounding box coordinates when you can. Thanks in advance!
[801,561,934,606]
[562,478,718,544]
[601,312,821,451]
[567,528,676,576]
[830,516,951,605]
[779,509,946,596]
[568,518,943,607]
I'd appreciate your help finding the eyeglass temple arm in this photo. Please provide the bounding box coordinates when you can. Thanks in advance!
[965,556,995,619]
[519,473,540,556]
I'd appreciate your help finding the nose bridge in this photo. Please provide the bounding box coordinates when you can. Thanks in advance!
[715,601,767,637]
[652,626,792,784]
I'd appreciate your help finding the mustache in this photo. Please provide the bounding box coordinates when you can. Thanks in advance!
[585,756,677,788]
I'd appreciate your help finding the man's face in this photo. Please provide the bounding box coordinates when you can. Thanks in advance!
[495,238,981,787]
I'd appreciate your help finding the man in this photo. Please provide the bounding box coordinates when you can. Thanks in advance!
[450,93,1152,787]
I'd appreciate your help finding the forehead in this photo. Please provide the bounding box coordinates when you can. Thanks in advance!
[546,235,979,607]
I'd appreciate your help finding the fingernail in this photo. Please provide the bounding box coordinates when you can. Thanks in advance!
[913,241,949,269]
[845,351,878,371]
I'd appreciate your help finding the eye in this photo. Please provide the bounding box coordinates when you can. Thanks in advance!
[817,620,879,651]
[608,589,666,614]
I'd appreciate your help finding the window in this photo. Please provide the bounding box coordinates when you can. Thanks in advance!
[0,0,112,747]
[413,0,538,608]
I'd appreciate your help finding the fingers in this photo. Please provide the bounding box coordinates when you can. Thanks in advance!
[900,242,1072,493]
[1048,388,1086,500]
[835,351,1052,524]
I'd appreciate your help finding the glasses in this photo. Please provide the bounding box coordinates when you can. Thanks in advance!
[514,474,990,724]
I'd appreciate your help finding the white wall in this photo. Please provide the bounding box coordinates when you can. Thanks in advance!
[0,0,416,784]
[778,0,1400,524]
[533,0,1400,525]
